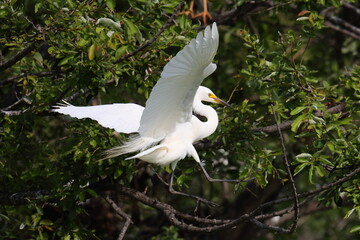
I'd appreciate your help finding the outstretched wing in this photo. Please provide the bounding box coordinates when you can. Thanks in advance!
[139,23,219,139]
[53,103,144,133]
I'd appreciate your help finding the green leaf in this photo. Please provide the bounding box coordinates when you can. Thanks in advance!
[89,139,97,147]
[96,18,121,30]
[64,235,71,240]
[115,46,128,58]
[309,164,314,184]
[39,219,53,226]
[296,16,309,21]
[290,106,307,116]
[350,225,360,233]
[315,166,325,177]
[88,44,96,60]
[294,163,308,175]
[345,208,355,218]
[33,52,43,67]
[124,19,139,38]
[106,0,116,11]
[58,57,71,66]
[318,156,333,166]
[291,114,307,132]
[296,153,312,159]
[114,168,123,179]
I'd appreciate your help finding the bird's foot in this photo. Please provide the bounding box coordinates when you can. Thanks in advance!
[194,10,212,25]
[153,168,219,207]
[178,0,195,18]
[178,10,195,18]
[199,162,251,183]
[169,185,219,207]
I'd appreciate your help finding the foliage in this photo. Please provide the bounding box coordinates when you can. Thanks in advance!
[0,0,359,239]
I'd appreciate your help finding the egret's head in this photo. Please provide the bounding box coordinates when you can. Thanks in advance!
[196,86,231,107]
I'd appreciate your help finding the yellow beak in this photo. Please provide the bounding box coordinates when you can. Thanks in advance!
[209,94,232,108]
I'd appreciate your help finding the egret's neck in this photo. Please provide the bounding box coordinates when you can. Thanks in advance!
[192,101,219,141]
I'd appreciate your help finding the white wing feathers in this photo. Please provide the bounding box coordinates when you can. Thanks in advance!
[53,103,144,134]
[53,23,219,160]
[139,23,219,139]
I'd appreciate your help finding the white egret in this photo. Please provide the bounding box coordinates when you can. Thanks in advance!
[54,23,239,203]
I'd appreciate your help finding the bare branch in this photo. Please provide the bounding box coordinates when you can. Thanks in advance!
[322,6,360,41]
[324,20,360,41]
[1,110,27,116]
[93,182,291,233]
[271,104,299,232]
[3,165,360,235]
[0,42,40,72]
[113,0,185,64]
[341,1,360,15]
[0,71,58,87]
[104,195,132,240]
[252,165,360,214]
[0,190,49,205]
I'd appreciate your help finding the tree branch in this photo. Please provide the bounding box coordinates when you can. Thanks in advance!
[93,182,292,233]
[252,102,346,133]
[341,1,360,15]
[3,165,360,236]
[271,104,299,232]
[0,71,58,86]
[322,5,360,41]
[113,0,185,64]
[0,42,40,72]
[103,195,132,240]
[324,20,360,41]
[0,190,50,205]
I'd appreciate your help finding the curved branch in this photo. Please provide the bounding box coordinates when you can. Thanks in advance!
[93,182,293,233]
[103,195,132,240]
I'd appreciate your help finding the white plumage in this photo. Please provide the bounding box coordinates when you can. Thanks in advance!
[54,102,144,134]
[54,23,227,169]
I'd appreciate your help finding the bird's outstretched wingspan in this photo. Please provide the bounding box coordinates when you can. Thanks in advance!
[53,102,144,133]
[139,23,219,139]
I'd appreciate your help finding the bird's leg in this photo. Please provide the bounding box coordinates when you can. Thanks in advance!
[178,0,195,18]
[168,166,219,207]
[198,161,246,183]
[194,0,212,25]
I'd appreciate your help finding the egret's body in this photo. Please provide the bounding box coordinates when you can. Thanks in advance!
[54,23,227,171]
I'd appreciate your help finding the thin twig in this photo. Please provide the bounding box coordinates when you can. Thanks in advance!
[113,0,185,64]
[255,199,309,221]
[252,102,346,133]
[341,1,360,15]
[271,104,299,232]
[251,165,360,215]
[324,20,360,41]
[1,110,27,116]
[0,71,58,86]
[321,6,360,41]
[104,195,132,240]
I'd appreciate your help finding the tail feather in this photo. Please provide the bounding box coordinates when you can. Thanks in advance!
[104,134,161,159]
